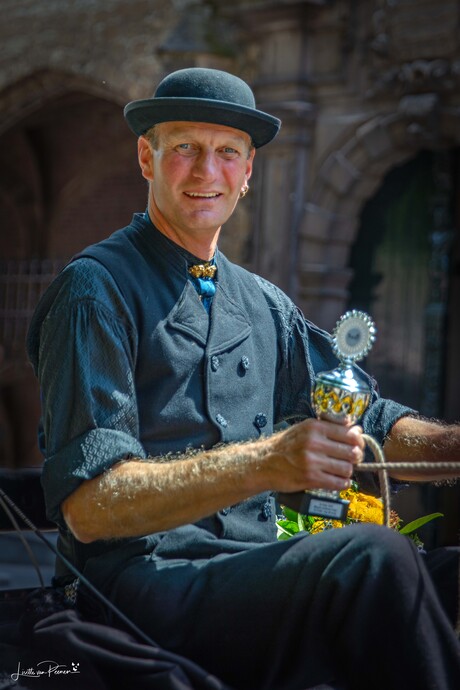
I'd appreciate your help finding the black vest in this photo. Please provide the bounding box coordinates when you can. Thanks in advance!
[75,213,279,455]
[62,214,281,575]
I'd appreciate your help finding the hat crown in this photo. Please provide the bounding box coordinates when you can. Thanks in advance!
[154,68,256,109]
[124,67,280,147]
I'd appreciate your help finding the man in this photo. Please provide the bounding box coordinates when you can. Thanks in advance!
[27,68,460,690]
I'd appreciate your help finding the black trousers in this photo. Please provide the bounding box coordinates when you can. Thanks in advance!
[105,524,460,690]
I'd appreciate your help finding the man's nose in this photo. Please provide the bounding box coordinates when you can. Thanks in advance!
[192,151,217,179]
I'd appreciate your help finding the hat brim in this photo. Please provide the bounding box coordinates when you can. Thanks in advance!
[123,97,281,148]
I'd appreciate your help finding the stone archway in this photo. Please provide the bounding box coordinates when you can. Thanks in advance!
[299,105,460,547]
[0,69,146,467]
[0,68,125,138]
[298,101,460,331]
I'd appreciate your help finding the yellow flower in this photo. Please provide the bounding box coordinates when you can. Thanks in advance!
[342,490,384,525]
[277,484,438,548]
[309,518,344,534]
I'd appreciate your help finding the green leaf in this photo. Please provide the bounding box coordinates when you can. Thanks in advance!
[277,532,292,541]
[276,520,299,536]
[406,532,424,548]
[399,513,443,535]
[297,512,307,531]
[281,506,301,522]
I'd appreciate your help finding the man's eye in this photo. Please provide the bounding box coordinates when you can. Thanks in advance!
[175,143,198,154]
[220,147,239,157]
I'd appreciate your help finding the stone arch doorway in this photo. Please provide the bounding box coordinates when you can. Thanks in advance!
[300,103,460,331]
[0,69,147,262]
[346,146,460,549]
[301,108,460,547]
[0,70,147,468]
[304,105,460,418]
[348,149,459,418]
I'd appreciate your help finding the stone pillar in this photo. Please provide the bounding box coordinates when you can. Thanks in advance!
[230,1,319,299]
[250,100,313,298]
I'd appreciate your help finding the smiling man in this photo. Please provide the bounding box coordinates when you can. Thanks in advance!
[27,68,460,690]
[139,120,254,257]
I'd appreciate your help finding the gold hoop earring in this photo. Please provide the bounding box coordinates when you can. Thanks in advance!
[239,183,249,199]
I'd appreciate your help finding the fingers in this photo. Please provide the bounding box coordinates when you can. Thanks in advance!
[316,458,355,491]
[309,418,365,464]
[309,420,364,489]
[267,417,365,493]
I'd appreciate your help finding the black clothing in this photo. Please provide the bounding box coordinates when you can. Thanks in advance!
[26,214,460,689]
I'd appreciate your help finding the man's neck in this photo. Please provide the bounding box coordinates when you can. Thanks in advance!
[147,203,219,261]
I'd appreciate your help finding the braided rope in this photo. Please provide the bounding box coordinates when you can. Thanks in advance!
[355,461,460,472]
[359,434,392,527]
[356,435,460,634]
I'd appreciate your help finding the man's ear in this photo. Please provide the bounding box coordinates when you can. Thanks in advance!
[246,147,255,181]
[138,136,154,182]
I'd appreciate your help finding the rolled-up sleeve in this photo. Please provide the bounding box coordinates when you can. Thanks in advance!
[29,260,146,525]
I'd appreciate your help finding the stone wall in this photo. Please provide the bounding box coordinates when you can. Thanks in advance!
[227,0,460,328]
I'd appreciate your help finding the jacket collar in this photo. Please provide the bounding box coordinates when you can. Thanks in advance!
[133,213,253,352]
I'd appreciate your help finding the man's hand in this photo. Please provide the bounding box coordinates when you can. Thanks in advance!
[263,418,365,494]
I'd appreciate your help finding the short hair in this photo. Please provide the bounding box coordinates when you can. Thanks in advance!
[144,124,160,149]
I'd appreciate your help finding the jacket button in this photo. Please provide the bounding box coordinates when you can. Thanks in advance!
[254,413,267,429]
[240,356,250,371]
[221,507,230,516]
[211,355,220,371]
[216,413,228,428]
[261,500,272,520]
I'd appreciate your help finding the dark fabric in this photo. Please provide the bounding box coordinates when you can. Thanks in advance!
[0,594,345,690]
[26,213,415,584]
[423,546,460,627]
[105,525,460,690]
[0,607,229,690]
[25,214,444,690]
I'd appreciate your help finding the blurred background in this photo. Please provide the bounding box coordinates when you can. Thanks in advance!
[0,0,459,567]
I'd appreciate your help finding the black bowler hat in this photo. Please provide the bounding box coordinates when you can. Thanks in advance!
[123,67,281,148]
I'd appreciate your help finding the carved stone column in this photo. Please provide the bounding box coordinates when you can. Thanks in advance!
[228,1,323,298]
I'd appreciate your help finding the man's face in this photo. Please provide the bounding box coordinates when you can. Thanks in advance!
[139,121,254,242]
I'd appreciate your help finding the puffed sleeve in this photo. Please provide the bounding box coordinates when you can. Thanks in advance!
[28,259,147,526]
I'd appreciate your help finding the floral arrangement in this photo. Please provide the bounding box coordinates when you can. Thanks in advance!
[276,481,443,549]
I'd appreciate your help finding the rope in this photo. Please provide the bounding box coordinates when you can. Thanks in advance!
[357,436,460,634]
[355,461,460,472]
[360,434,392,527]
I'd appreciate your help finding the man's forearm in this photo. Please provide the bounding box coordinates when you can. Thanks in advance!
[62,440,270,543]
[384,415,460,481]
[62,418,366,543]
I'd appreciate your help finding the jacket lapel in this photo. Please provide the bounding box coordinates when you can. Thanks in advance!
[207,284,252,355]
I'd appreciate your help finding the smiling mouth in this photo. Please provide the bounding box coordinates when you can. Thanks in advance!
[184,192,221,198]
